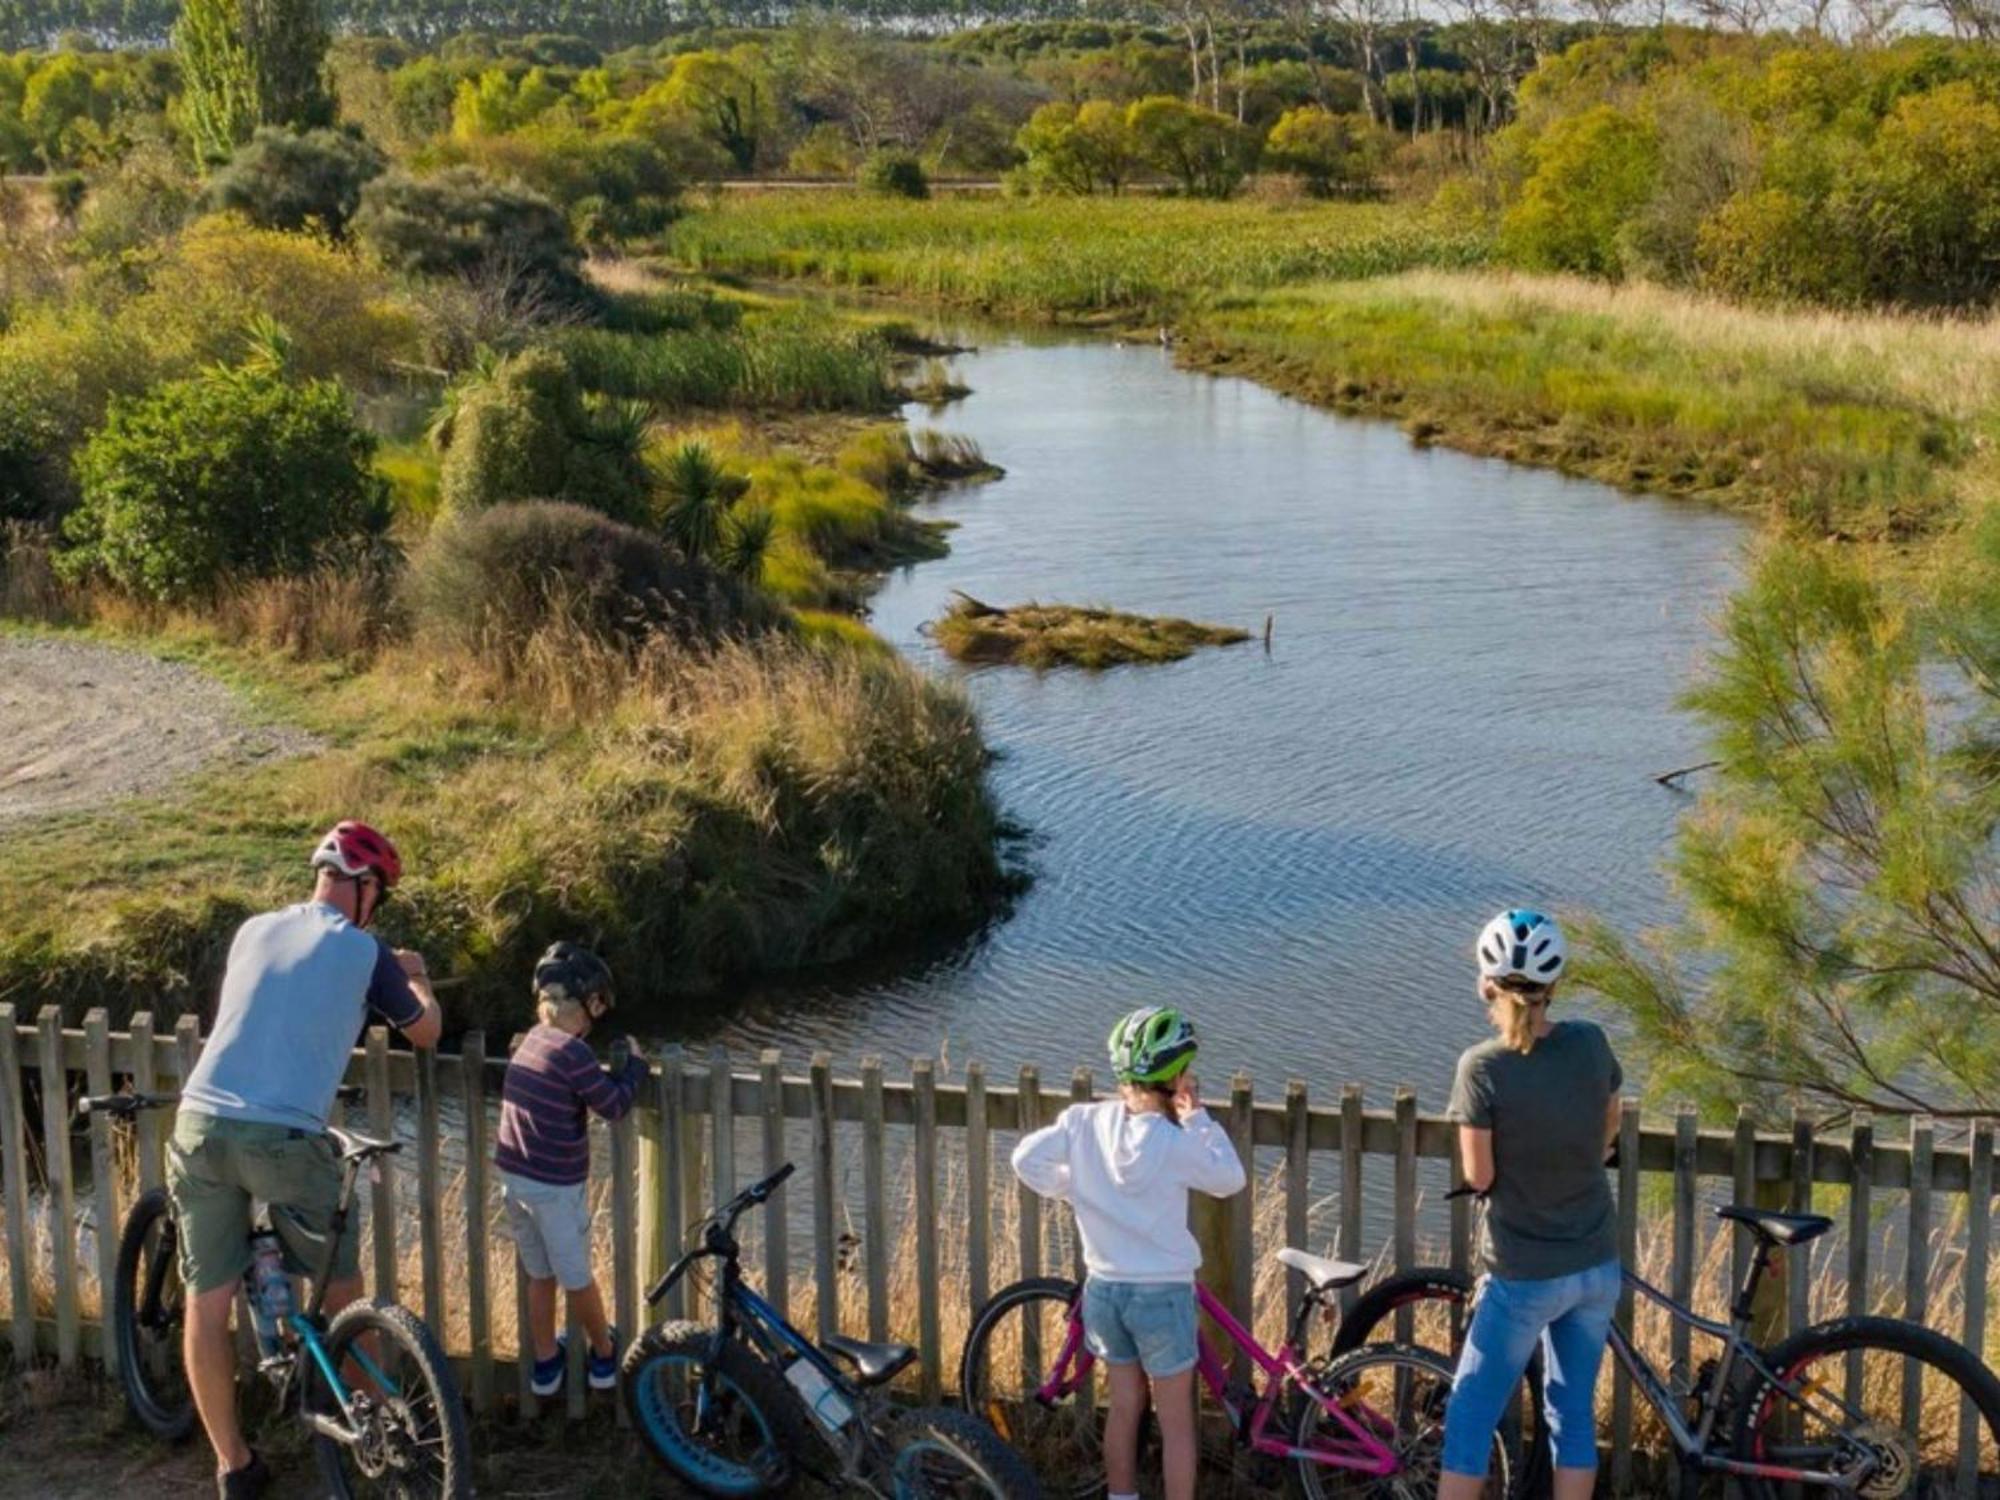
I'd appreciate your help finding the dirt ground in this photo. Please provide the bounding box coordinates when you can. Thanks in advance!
[0,1359,692,1498]
[0,636,318,825]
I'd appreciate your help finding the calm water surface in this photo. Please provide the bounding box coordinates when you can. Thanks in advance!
[694,332,1743,1105]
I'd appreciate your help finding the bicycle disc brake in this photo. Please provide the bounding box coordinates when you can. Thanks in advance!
[1840,1420,1916,1500]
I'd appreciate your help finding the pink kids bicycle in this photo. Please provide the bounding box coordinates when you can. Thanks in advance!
[958,1248,1512,1499]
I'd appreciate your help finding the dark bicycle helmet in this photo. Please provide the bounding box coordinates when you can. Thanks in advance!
[533,942,613,1007]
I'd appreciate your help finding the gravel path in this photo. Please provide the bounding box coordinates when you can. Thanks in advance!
[0,636,319,824]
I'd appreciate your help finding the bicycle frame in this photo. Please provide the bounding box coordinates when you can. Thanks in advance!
[1033,1281,1405,1478]
[283,1149,404,1441]
[1607,1262,1876,1489]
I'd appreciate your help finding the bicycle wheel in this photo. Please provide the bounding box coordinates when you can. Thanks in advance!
[886,1404,1043,1500]
[958,1276,1105,1499]
[1732,1315,2000,1497]
[112,1187,195,1441]
[1289,1340,1512,1500]
[622,1319,812,1498]
[307,1300,471,1499]
[1334,1267,1547,1498]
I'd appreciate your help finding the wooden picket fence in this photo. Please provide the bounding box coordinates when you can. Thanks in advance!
[1,1004,1995,1491]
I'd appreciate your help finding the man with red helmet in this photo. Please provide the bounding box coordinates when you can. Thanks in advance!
[168,821,442,1499]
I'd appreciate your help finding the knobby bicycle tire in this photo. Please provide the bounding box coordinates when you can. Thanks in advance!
[886,1404,1044,1500]
[112,1186,196,1442]
[1731,1314,2000,1499]
[623,1318,816,1497]
[309,1299,471,1500]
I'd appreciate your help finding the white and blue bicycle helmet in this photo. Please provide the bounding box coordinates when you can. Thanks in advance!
[1476,909,1567,987]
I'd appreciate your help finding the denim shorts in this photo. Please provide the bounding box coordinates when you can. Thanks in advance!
[1081,1278,1198,1378]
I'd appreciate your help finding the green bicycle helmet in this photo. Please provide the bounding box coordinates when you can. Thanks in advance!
[1108,1006,1198,1085]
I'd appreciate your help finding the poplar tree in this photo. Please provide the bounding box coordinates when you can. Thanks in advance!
[176,0,333,164]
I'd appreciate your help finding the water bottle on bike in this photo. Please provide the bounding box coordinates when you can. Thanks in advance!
[246,1228,293,1360]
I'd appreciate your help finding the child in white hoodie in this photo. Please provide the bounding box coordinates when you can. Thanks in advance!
[1011,1007,1245,1500]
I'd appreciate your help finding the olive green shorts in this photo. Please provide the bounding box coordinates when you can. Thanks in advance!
[165,1112,357,1296]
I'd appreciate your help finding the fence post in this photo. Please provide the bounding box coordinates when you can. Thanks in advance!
[129,1011,163,1192]
[759,1050,788,1320]
[1611,1096,1639,1496]
[1392,1087,1417,1344]
[37,1009,78,1369]
[913,1058,940,1401]
[1338,1085,1363,1316]
[1846,1114,1873,1403]
[809,1052,836,1341]
[364,1028,397,1303]
[415,1046,444,1337]
[655,1046,690,1320]
[1016,1065,1042,1383]
[84,1010,118,1364]
[1284,1079,1309,1326]
[0,1006,31,1361]
[966,1061,991,1332]
[515,1257,538,1420]
[1788,1106,1815,1338]
[1670,1105,1697,1392]
[860,1056,888,1343]
[1901,1116,1932,1439]
[1069,1069,1093,1285]
[1958,1119,1992,1496]
[671,1047,701,1319]
[1228,1074,1255,1344]
[459,1030,493,1417]
[609,1042,638,1424]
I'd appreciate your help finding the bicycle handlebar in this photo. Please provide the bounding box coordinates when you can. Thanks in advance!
[719,1162,795,1224]
[78,1083,365,1122]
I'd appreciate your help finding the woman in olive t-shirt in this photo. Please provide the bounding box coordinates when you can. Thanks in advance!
[1439,910,1623,1500]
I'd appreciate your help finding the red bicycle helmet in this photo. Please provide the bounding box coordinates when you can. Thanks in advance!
[310,821,403,889]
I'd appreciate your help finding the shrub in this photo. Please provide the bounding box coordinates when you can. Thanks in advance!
[435,346,652,523]
[126,214,422,385]
[859,150,930,200]
[1014,100,1139,196]
[408,499,744,663]
[449,124,685,245]
[1842,81,2000,305]
[1696,188,1865,304]
[64,363,389,602]
[1264,106,1390,197]
[71,141,197,264]
[353,167,590,308]
[203,126,388,237]
[0,303,155,522]
[1127,96,1259,198]
[1499,105,1660,277]
[787,122,857,178]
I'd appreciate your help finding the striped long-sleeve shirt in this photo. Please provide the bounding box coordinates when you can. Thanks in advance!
[495,1024,646,1186]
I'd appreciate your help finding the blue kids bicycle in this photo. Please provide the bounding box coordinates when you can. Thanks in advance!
[624,1162,1041,1499]
[85,1087,471,1499]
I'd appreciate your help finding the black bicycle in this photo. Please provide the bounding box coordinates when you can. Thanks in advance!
[624,1162,1041,1499]
[85,1087,471,1499]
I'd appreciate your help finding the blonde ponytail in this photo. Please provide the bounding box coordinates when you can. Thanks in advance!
[1491,982,1553,1054]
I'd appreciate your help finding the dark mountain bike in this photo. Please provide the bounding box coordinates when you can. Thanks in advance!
[83,1087,471,1499]
[624,1162,1042,1499]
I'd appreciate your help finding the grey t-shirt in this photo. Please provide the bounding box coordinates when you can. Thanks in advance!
[181,902,424,1132]
[1448,1019,1622,1281]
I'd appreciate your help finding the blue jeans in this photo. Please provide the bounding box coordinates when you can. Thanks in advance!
[1441,1258,1621,1477]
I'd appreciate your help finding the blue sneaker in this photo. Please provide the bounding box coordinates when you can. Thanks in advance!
[530,1334,566,1398]
[588,1327,619,1391]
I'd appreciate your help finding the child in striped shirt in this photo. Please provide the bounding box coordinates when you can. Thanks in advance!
[496,942,647,1397]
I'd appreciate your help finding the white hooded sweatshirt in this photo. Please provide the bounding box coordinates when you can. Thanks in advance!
[1011,1099,1246,1283]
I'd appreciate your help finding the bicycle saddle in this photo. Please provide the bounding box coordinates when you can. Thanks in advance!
[327,1127,402,1162]
[1717,1205,1832,1246]
[820,1333,916,1386]
[1275,1247,1369,1293]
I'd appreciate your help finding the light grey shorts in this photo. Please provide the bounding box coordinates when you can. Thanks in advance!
[499,1170,594,1289]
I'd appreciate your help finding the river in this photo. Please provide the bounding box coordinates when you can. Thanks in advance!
[701,328,1745,1107]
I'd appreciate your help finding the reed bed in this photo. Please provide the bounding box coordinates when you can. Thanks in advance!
[670,193,1490,319]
